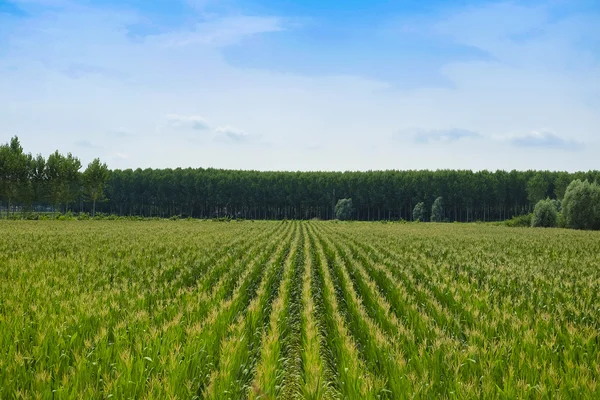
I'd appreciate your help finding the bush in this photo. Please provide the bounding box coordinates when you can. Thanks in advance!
[505,213,532,228]
[77,213,90,220]
[562,180,600,230]
[413,202,426,222]
[23,212,40,220]
[335,198,354,221]
[431,197,443,222]
[531,199,558,228]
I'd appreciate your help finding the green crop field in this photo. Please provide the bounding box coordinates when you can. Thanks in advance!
[1,221,599,399]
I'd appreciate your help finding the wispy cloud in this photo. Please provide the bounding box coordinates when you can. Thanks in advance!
[509,131,582,150]
[166,114,210,130]
[214,125,250,142]
[75,139,102,149]
[157,16,285,48]
[396,128,481,143]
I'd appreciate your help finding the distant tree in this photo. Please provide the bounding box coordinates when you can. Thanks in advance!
[553,173,571,200]
[4,135,600,223]
[29,154,47,205]
[562,180,600,230]
[46,151,82,213]
[335,198,353,220]
[0,137,30,217]
[83,158,110,216]
[431,197,443,222]
[527,173,549,205]
[413,202,425,222]
[531,199,558,228]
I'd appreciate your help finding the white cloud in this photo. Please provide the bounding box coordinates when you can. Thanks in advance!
[166,114,210,130]
[396,127,481,143]
[507,130,583,150]
[155,16,285,48]
[75,139,101,149]
[0,1,598,172]
[215,125,250,142]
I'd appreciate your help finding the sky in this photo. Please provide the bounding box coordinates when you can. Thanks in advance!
[0,0,599,172]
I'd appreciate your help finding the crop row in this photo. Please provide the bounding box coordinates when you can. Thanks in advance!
[1,221,599,398]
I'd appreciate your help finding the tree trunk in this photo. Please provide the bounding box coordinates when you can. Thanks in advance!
[93,199,96,217]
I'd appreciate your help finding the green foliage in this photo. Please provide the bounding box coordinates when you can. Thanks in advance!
[531,199,558,228]
[557,212,566,228]
[505,213,532,227]
[46,150,82,211]
[551,199,562,212]
[562,179,600,230]
[77,212,91,220]
[527,173,550,205]
[335,198,354,220]
[0,221,599,398]
[412,202,425,222]
[431,197,443,222]
[554,173,571,200]
[0,137,30,215]
[4,135,600,224]
[83,158,110,216]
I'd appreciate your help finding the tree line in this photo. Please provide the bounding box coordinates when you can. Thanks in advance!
[1,136,599,222]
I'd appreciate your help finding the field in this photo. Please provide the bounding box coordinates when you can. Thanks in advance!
[1,221,599,399]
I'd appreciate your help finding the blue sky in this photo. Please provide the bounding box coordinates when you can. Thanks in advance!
[0,0,599,171]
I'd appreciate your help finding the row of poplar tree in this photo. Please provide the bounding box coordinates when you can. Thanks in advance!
[1,135,600,221]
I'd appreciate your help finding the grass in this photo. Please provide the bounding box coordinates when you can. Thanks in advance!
[0,220,599,399]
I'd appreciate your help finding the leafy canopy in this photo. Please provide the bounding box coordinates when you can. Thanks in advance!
[335,198,354,220]
[413,202,426,222]
[531,199,558,228]
[431,197,443,222]
[562,180,600,230]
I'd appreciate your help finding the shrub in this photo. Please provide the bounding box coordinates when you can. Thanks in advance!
[412,202,426,222]
[335,198,354,221]
[23,212,40,220]
[531,199,558,228]
[77,213,90,220]
[505,213,532,228]
[562,180,600,230]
